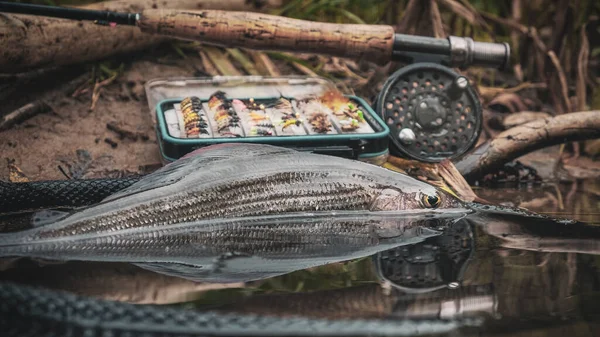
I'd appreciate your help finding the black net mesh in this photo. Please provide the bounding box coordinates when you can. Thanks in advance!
[0,282,448,337]
[0,177,141,214]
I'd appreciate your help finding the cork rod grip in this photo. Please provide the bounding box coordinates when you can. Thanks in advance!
[137,9,396,64]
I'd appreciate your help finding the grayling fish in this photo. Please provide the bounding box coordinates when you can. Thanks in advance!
[0,144,471,282]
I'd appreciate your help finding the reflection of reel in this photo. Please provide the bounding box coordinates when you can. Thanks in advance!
[375,63,482,162]
[375,219,474,293]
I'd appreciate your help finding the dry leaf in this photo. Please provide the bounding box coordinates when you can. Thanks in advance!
[248,51,281,76]
[203,47,242,76]
[199,50,220,76]
[6,159,29,183]
[438,160,479,202]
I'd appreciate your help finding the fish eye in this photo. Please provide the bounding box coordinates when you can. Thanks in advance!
[421,193,441,208]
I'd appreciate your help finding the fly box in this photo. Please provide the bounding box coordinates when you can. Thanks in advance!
[146,76,390,164]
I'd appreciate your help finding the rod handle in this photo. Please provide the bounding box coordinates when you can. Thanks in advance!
[137,9,396,65]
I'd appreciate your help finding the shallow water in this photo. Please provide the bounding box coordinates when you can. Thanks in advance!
[176,179,600,336]
[1,179,599,336]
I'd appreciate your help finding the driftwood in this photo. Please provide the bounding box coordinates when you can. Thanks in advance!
[455,110,600,179]
[0,0,282,73]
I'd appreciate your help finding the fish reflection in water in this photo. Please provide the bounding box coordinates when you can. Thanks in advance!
[204,215,600,336]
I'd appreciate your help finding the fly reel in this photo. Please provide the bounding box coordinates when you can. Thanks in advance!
[374,219,474,293]
[375,63,482,162]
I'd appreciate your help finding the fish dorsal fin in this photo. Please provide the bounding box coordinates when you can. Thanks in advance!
[101,144,299,203]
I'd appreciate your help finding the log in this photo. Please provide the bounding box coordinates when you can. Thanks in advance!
[0,0,282,73]
[455,110,600,179]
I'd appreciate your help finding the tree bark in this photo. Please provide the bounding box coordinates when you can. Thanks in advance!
[454,110,600,179]
[0,0,282,73]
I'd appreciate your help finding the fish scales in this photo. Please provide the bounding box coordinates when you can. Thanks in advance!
[7,221,382,260]
[33,172,382,240]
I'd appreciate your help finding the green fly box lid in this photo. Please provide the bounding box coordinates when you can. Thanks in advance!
[146,76,390,164]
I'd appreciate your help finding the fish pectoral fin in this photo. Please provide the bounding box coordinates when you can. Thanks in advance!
[133,255,252,284]
[133,262,213,283]
[211,252,252,273]
[31,210,72,227]
[133,254,286,284]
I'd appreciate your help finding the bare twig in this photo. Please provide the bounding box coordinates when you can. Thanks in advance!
[397,0,422,35]
[436,0,491,33]
[576,24,590,111]
[455,111,600,179]
[0,73,89,130]
[478,82,547,102]
[478,10,576,116]
[106,121,149,141]
[547,51,571,114]
[430,0,446,38]
[511,0,523,81]
[90,73,119,112]
[0,102,51,132]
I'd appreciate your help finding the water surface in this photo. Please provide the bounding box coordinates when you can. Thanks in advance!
[1,179,599,336]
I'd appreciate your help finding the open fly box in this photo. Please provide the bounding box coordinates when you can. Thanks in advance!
[146,76,390,164]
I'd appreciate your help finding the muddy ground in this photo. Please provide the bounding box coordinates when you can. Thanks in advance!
[0,49,217,180]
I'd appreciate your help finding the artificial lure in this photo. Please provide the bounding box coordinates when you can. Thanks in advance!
[255,122,275,129]
[281,119,302,130]
[340,118,360,131]
[250,127,273,136]
[309,111,332,133]
[249,111,268,121]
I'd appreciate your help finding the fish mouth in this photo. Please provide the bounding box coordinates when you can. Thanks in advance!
[369,207,472,239]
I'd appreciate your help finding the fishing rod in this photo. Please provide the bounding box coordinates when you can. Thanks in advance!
[0,1,510,69]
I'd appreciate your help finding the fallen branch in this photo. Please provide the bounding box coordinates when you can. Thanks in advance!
[455,110,600,180]
[0,0,282,73]
[106,121,149,141]
[0,73,89,131]
[0,102,52,132]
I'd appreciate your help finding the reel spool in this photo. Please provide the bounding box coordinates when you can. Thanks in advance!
[375,63,482,162]
[374,219,474,293]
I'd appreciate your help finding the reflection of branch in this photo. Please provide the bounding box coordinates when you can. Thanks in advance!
[455,111,600,179]
[475,214,600,255]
